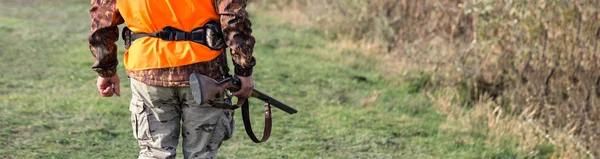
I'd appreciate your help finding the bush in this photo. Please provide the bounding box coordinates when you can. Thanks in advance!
[252,0,600,157]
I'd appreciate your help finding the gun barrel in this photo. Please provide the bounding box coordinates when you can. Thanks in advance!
[252,89,298,114]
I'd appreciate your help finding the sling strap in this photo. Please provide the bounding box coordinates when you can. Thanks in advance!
[241,99,272,143]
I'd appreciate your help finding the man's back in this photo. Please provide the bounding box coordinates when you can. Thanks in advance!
[117,0,223,71]
[118,0,219,33]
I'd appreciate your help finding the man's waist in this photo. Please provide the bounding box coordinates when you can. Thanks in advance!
[126,57,227,87]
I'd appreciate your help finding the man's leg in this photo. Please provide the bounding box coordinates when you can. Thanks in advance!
[130,79,182,159]
[178,86,234,159]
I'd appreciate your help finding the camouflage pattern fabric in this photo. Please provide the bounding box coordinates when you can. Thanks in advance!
[126,53,229,87]
[89,0,255,83]
[130,79,234,159]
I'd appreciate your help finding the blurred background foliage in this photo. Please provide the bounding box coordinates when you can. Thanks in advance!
[252,0,600,157]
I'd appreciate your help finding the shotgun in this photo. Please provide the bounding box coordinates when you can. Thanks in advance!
[189,73,297,143]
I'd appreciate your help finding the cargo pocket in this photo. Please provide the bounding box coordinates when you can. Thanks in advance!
[220,110,235,141]
[130,99,152,142]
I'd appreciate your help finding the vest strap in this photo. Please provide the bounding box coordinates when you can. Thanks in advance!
[123,21,225,50]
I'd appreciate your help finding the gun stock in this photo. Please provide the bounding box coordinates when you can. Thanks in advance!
[190,73,297,114]
[190,73,297,143]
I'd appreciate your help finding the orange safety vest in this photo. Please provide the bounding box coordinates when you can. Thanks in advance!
[117,0,222,71]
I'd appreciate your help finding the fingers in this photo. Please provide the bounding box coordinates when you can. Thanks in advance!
[97,77,106,95]
[233,84,253,98]
[233,91,241,97]
[233,88,252,98]
[233,75,254,98]
[97,75,119,97]
[113,78,121,96]
[233,85,252,106]
[101,85,114,97]
[97,78,112,97]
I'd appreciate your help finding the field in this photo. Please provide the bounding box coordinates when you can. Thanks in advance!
[255,0,600,158]
[0,0,558,158]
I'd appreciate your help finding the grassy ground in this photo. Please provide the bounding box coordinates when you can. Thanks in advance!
[0,0,533,158]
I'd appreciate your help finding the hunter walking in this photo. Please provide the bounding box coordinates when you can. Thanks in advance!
[88,0,256,158]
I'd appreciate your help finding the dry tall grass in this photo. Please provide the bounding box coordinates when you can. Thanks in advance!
[467,1,600,158]
[252,0,599,158]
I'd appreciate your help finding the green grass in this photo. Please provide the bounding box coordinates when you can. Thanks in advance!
[0,1,529,158]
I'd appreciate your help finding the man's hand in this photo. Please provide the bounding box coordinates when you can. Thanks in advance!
[234,75,254,106]
[97,73,121,97]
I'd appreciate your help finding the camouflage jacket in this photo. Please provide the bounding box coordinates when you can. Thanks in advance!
[88,0,256,87]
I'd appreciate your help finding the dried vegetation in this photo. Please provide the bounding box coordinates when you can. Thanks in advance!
[253,0,600,158]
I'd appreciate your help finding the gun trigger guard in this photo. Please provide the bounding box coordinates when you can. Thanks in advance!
[225,89,234,99]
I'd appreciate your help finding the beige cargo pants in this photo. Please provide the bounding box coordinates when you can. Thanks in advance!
[129,79,234,159]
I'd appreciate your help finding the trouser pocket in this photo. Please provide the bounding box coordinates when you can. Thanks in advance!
[220,110,235,141]
[130,99,152,141]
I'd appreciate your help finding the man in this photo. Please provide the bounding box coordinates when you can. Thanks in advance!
[88,0,255,158]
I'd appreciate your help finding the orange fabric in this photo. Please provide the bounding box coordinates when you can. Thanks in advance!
[117,0,222,71]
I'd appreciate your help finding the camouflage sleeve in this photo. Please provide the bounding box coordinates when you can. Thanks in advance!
[216,0,256,76]
[88,0,124,77]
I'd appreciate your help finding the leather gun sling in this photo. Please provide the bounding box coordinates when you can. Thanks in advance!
[241,99,272,143]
